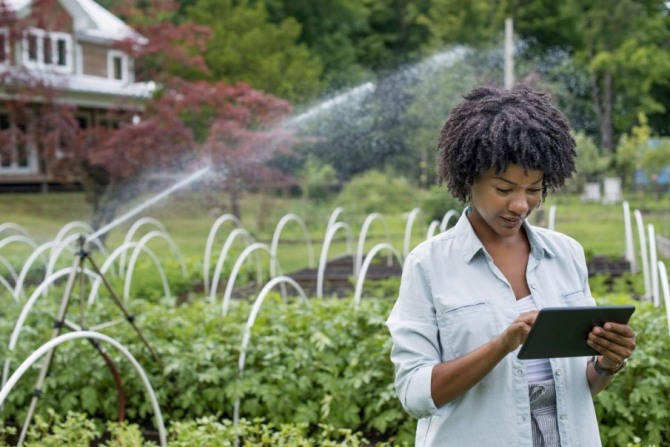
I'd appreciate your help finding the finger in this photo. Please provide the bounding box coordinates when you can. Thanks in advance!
[602,322,636,337]
[591,326,637,350]
[586,341,626,365]
[587,333,634,361]
[517,310,539,324]
[589,331,636,354]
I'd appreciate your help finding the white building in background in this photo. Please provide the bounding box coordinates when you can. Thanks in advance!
[0,0,154,190]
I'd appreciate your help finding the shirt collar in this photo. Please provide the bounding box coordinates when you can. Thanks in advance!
[452,209,556,263]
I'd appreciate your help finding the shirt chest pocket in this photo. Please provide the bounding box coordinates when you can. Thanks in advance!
[436,302,502,360]
[560,290,588,306]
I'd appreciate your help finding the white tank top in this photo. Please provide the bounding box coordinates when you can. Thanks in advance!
[516,295,553,382]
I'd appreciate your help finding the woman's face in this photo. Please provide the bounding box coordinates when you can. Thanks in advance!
[468,164,544,240]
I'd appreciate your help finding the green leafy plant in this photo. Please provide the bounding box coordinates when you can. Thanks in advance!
[334,171,419,215]
[21,409,100,447]
[594,296,670,447]
[419,185,463,223]
[0,291,667,446]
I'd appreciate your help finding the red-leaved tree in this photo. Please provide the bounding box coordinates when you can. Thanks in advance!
[2,0,300,233]
[68,79,297,229]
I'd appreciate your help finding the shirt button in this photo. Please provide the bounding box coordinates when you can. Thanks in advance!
[555,369,562,376]
[530,282,537,289]
[560,414,567,421]
[516,369,524,377]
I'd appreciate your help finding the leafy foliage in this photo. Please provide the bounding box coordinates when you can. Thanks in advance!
[418,185,462,222]
[0,295,415,445]
[1,0,301,233]
[614,113,653,189]
[301,156,337,201]
[113,0,212,82]
[334,170,417,215]
[0,280,668,445]
[264,0,371,91]
[186,0,324,103]
[70,79,296,229]
[0,412,370,446]
[574,131,611,184]
[594,297,670,447]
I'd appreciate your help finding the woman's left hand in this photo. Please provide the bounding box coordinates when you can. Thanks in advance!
[587,322,636,368]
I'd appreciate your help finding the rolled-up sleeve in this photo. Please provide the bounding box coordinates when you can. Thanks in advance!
[386,251,440,419]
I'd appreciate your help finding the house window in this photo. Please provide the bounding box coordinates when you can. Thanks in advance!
[108,50,128,81]
[113,56,123,79]
[43,36,52,64]
[56,38,67,66]
[77,116,89,130]
[27,33,38,61]
[16,122,28,167]
[0,114,33,172]
[0,28,8,64]
[0,114,10,167]
[23,28,72,72]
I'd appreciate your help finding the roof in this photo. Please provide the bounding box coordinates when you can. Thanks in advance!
[2,0,31,10]
[3,0,144,43]
[66,0,145,43]
[1,66,156,104]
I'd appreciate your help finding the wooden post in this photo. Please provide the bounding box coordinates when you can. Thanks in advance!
[505,18,514,89]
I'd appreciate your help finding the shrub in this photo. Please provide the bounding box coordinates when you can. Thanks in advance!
[302,157,338,201]
[1,293,666,446]
[419,184,462,223]
[0,296,414,445]
[594,296,670,447]
[0,412,369,446]
[334,171,418,214]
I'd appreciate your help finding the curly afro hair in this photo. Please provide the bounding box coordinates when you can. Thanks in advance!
[437,84,576,203]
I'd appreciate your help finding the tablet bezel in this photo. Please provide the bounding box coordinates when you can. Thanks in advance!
[516,305,635,360]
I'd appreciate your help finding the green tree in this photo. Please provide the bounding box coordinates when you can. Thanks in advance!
[502,0,670,151]
[264,0,371,91]
[187,0,323,103]
[575,0,670,151]
[499,0,582,52]
[358,0,435,72]
[427,0,501,47]
[614,113,652,189]
[573,131,610,187]
[264,0,437,91]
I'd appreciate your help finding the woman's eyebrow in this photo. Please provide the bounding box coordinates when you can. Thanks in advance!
[492,176,544,186]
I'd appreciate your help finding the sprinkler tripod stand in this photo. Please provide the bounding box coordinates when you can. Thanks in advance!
[17,235,161,446]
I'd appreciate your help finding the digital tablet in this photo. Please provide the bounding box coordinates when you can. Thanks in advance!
[517,305,635,359]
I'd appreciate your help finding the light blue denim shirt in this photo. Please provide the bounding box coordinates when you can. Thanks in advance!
[387,212,601,446]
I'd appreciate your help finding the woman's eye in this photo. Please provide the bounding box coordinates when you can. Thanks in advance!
[496,188,511,193]
[528,189,542,194]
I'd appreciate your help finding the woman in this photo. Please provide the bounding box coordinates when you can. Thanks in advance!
[387,84,636,446]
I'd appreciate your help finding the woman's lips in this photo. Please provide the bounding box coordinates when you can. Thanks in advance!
[500,216,524,226]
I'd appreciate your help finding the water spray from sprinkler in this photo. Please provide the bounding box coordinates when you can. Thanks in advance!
[86,166,211,243]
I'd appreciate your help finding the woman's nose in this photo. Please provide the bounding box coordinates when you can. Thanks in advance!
[509,194,530,215]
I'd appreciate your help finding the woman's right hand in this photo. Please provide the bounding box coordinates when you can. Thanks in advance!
[430,309,539,406]
[498,310,539,353]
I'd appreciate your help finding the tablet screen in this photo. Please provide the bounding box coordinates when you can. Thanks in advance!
[517,305,635,359]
